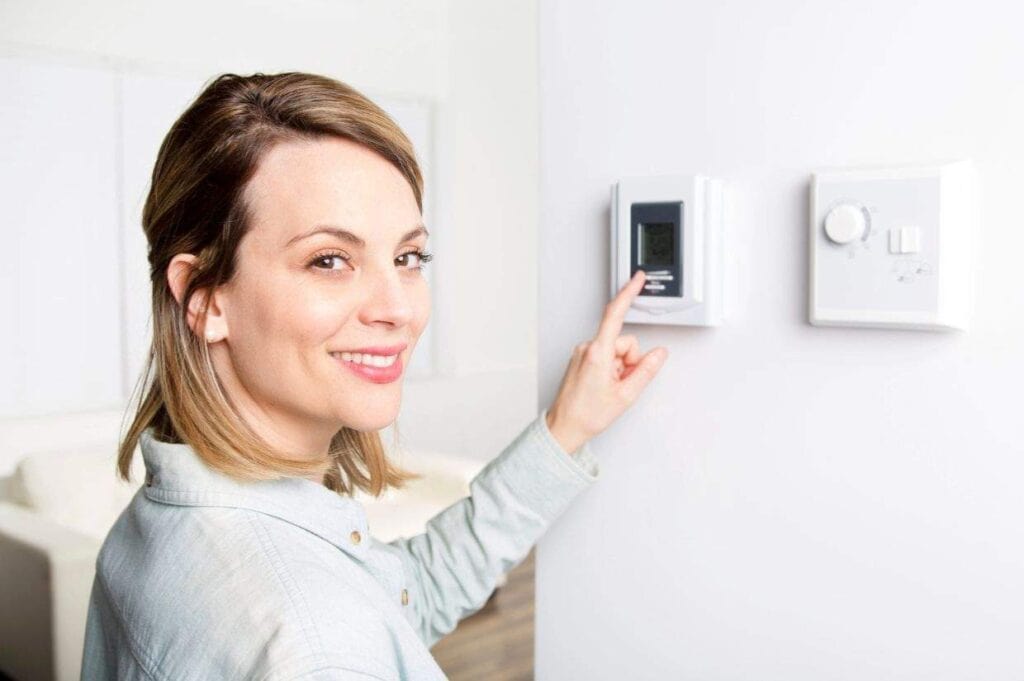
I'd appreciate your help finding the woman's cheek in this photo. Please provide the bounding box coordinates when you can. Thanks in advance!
[302,293,356,338]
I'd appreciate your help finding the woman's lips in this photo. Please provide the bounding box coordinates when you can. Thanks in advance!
[338,343,408,356]
[331,352,403,384]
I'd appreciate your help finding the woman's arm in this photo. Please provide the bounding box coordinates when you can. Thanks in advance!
[373,407,598,648]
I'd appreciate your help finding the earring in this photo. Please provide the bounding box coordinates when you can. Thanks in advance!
[205,330,218,343]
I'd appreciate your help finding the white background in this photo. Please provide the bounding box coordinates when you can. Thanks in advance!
[536,0,1024,678]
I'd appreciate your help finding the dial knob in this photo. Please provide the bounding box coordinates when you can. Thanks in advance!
[824,204,867,244]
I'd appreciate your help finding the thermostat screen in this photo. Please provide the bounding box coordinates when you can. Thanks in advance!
[629,200,683,297]
[640,222,675,266]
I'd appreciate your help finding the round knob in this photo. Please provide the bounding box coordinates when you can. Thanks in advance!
[824,204,867,244]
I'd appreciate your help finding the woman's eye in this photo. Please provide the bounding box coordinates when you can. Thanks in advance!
[308,253,349,271]
[397,250,434,270]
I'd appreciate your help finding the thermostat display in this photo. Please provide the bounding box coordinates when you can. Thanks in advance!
[631,202,681,297]
[639,222,675,266]
[611,175,724,326]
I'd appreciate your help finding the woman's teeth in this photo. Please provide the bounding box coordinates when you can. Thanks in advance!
[334,352,398,368]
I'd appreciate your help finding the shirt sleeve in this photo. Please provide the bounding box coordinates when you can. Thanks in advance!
[377,407,600,648]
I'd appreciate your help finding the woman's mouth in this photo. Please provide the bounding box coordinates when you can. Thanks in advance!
[330,351,403,384]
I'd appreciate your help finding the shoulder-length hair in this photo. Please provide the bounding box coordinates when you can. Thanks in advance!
[118,72,422,497]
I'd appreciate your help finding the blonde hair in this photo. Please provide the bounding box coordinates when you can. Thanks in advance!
[118,72,422,496]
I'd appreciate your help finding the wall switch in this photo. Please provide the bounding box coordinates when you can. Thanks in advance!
[809,160,977,331]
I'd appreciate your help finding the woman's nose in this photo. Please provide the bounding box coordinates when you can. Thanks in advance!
[357,264,414,328]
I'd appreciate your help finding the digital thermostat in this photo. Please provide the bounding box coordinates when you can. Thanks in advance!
[610,174,724,326]
[809,160,977,331]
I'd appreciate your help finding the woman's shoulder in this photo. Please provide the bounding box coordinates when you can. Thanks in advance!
[97,490,372,610]
[93,497,401,680]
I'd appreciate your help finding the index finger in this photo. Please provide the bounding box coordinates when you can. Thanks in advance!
[594,269,646,350]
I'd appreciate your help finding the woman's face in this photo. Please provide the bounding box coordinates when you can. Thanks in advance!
[205,136,430,456]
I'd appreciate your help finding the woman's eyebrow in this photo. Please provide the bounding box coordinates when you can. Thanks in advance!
[285,224,429,249]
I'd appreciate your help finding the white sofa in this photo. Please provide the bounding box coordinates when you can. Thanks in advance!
[0,410,488,681]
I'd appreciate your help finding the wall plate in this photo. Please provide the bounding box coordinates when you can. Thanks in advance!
[809,160,977,331]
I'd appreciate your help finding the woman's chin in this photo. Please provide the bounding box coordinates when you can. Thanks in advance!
[333,404,400,433]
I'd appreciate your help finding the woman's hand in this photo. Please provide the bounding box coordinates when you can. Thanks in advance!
[545,270,669,454]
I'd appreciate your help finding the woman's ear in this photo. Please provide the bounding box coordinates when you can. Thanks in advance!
[167,253,229,343]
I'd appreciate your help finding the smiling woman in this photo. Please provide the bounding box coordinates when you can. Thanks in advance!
[121,72,430,495]
[167,134,434,476]
[80,71,665,681]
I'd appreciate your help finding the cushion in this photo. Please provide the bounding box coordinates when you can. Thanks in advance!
[9,441,145,541]
[354,449,486,542]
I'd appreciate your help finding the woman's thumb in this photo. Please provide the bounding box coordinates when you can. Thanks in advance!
[619,347,668,402]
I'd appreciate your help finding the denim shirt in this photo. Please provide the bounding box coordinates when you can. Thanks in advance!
[80,409,599,680]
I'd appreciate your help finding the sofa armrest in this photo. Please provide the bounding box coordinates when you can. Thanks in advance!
[0,501,100,681]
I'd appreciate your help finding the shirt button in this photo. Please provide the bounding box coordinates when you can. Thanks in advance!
[401,589,409,606]
[349,530,362,545]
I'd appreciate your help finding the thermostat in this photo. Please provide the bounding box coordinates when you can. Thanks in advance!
[610,175,724,326]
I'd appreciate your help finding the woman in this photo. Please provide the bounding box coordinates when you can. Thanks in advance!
[80,72,667,680]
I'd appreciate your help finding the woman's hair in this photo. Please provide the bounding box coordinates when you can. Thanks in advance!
[117,72,423,497]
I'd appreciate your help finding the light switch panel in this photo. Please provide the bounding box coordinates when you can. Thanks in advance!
[809,160,977,331]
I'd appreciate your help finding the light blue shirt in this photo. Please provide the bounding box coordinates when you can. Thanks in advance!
[80,409,599,680]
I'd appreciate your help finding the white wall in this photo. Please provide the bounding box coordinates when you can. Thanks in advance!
[0,0,539,466]
[402,0,542,456]
[536,1,1024,678]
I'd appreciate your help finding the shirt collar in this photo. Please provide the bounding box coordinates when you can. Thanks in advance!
[139,427,370,561]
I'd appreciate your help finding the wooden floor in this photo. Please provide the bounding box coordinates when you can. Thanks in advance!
[430,548,536,680]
